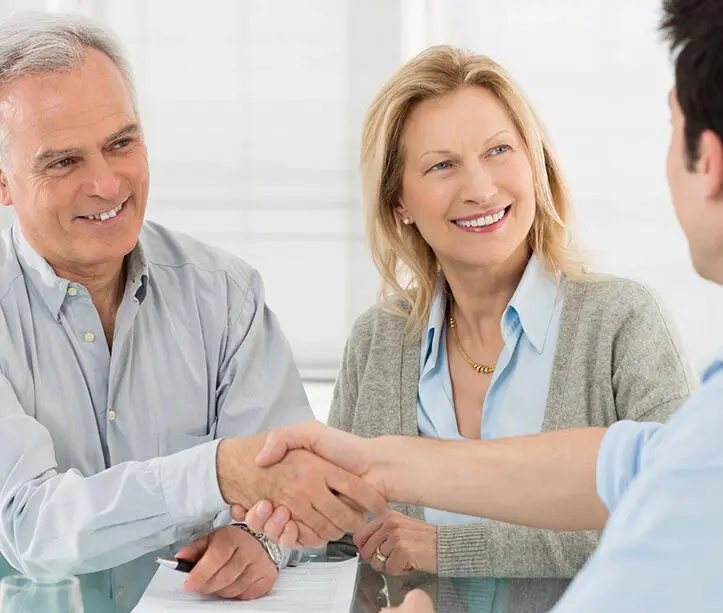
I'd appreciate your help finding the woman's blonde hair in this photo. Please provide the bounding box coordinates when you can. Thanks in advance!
[361,45,586,337]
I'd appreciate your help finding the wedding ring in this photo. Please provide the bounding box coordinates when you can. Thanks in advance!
[373,547,388,565]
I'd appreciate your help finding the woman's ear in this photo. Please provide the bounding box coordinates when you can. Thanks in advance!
[395,201,413,226]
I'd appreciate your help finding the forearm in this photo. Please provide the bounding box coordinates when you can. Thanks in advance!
[377,428,609,531]
[0,423,226,577]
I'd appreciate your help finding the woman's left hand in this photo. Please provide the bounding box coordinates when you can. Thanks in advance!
[355,510,438,576]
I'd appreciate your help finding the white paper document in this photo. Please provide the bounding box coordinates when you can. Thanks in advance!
[132,557,359,613]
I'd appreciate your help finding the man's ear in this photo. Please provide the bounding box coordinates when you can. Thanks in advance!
[698,129,723,202]
[0,170,12,206]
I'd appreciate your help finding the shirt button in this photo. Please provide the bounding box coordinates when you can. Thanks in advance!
[67,286,78,297]
[107,408,117,422]
[83,332,96,343]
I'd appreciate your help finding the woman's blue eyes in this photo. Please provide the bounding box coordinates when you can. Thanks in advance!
[430,161,451,172]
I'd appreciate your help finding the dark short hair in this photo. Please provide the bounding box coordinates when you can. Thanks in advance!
[661,0,723,169]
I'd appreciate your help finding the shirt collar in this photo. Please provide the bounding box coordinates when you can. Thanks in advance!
[12,223,150,320]
[125,239,150,303]
[506,254,560,354]
[421,275,449,377]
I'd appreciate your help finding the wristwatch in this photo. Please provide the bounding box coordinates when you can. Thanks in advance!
[232,522,284,570]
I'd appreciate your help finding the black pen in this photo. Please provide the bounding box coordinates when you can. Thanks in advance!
[155,556,196,573]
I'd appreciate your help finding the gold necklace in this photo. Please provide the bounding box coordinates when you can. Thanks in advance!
[448,314,496,374]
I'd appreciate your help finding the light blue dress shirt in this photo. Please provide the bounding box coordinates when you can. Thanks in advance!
[550,349,723,613]
[417,255,564,612]
[0,222,313,612]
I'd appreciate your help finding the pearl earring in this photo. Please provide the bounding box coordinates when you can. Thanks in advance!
[403,218,412,225]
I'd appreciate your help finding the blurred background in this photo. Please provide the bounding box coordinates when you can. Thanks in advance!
[1,0,718,421]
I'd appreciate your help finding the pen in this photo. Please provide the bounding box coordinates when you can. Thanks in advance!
[155,556,196,573]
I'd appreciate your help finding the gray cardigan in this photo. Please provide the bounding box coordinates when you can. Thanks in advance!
[328,276,695,580]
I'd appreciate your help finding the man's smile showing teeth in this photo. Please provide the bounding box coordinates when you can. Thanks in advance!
[82,200,126,221]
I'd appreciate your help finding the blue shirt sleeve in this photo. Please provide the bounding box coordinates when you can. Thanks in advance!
[211,269,313,568]
[595,419,663,513]
[215,269,314,436]
[0,372,227,578]
[552,366,723,613]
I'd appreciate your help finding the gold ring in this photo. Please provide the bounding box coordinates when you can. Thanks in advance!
[373,547,388,565]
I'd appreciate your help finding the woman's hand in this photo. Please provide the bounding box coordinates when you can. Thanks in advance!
[355,510,438,576]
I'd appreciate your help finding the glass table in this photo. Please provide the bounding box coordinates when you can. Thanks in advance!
[324,539,570,613]
[0,543,569,612]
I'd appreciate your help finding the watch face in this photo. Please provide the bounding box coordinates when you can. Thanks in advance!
[266,540,283,564]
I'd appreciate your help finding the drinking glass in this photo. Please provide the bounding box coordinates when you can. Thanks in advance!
[0,574,84,613]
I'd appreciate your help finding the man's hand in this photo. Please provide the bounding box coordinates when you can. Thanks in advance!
[227,422,395,547]
[385,590,435,612]
[217,433,388,547]
[175,526,277,601]
[355,510,437,576]
[254,422,387,493]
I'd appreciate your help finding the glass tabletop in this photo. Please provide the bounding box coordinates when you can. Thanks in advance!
[323,540,570,613]
[0,542,570,612]
[349,563,569,613]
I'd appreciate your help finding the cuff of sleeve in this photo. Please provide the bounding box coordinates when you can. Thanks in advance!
[437,524,491,577]
[160,439,228,526]
[596,420,662,514]
[213,508,233,529]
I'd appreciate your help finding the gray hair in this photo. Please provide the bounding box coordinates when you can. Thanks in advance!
[0,11,138,165]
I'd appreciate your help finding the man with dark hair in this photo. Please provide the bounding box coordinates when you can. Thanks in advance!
[243,1,723,610]
[662,0,723,165]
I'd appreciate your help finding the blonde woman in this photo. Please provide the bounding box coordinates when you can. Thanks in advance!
[241,45,694,609]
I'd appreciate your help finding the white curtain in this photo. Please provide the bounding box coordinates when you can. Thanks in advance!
[1,0,717,374]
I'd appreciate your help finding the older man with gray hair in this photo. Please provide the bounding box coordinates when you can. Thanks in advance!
[0,11,385,613]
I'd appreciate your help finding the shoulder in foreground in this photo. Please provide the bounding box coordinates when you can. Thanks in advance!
[566,273,668,319]
[139,220,256,288]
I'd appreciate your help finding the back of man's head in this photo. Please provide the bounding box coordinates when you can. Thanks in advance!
[661,0,723,169]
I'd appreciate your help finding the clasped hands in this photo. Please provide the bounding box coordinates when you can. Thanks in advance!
[216,422,438,577]
[215,423,389,548]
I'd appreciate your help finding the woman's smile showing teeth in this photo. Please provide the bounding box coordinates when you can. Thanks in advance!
[452,205,511,233]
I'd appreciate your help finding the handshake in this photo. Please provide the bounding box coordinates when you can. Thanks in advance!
[215,421,437,612]
[215,420,395,549]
